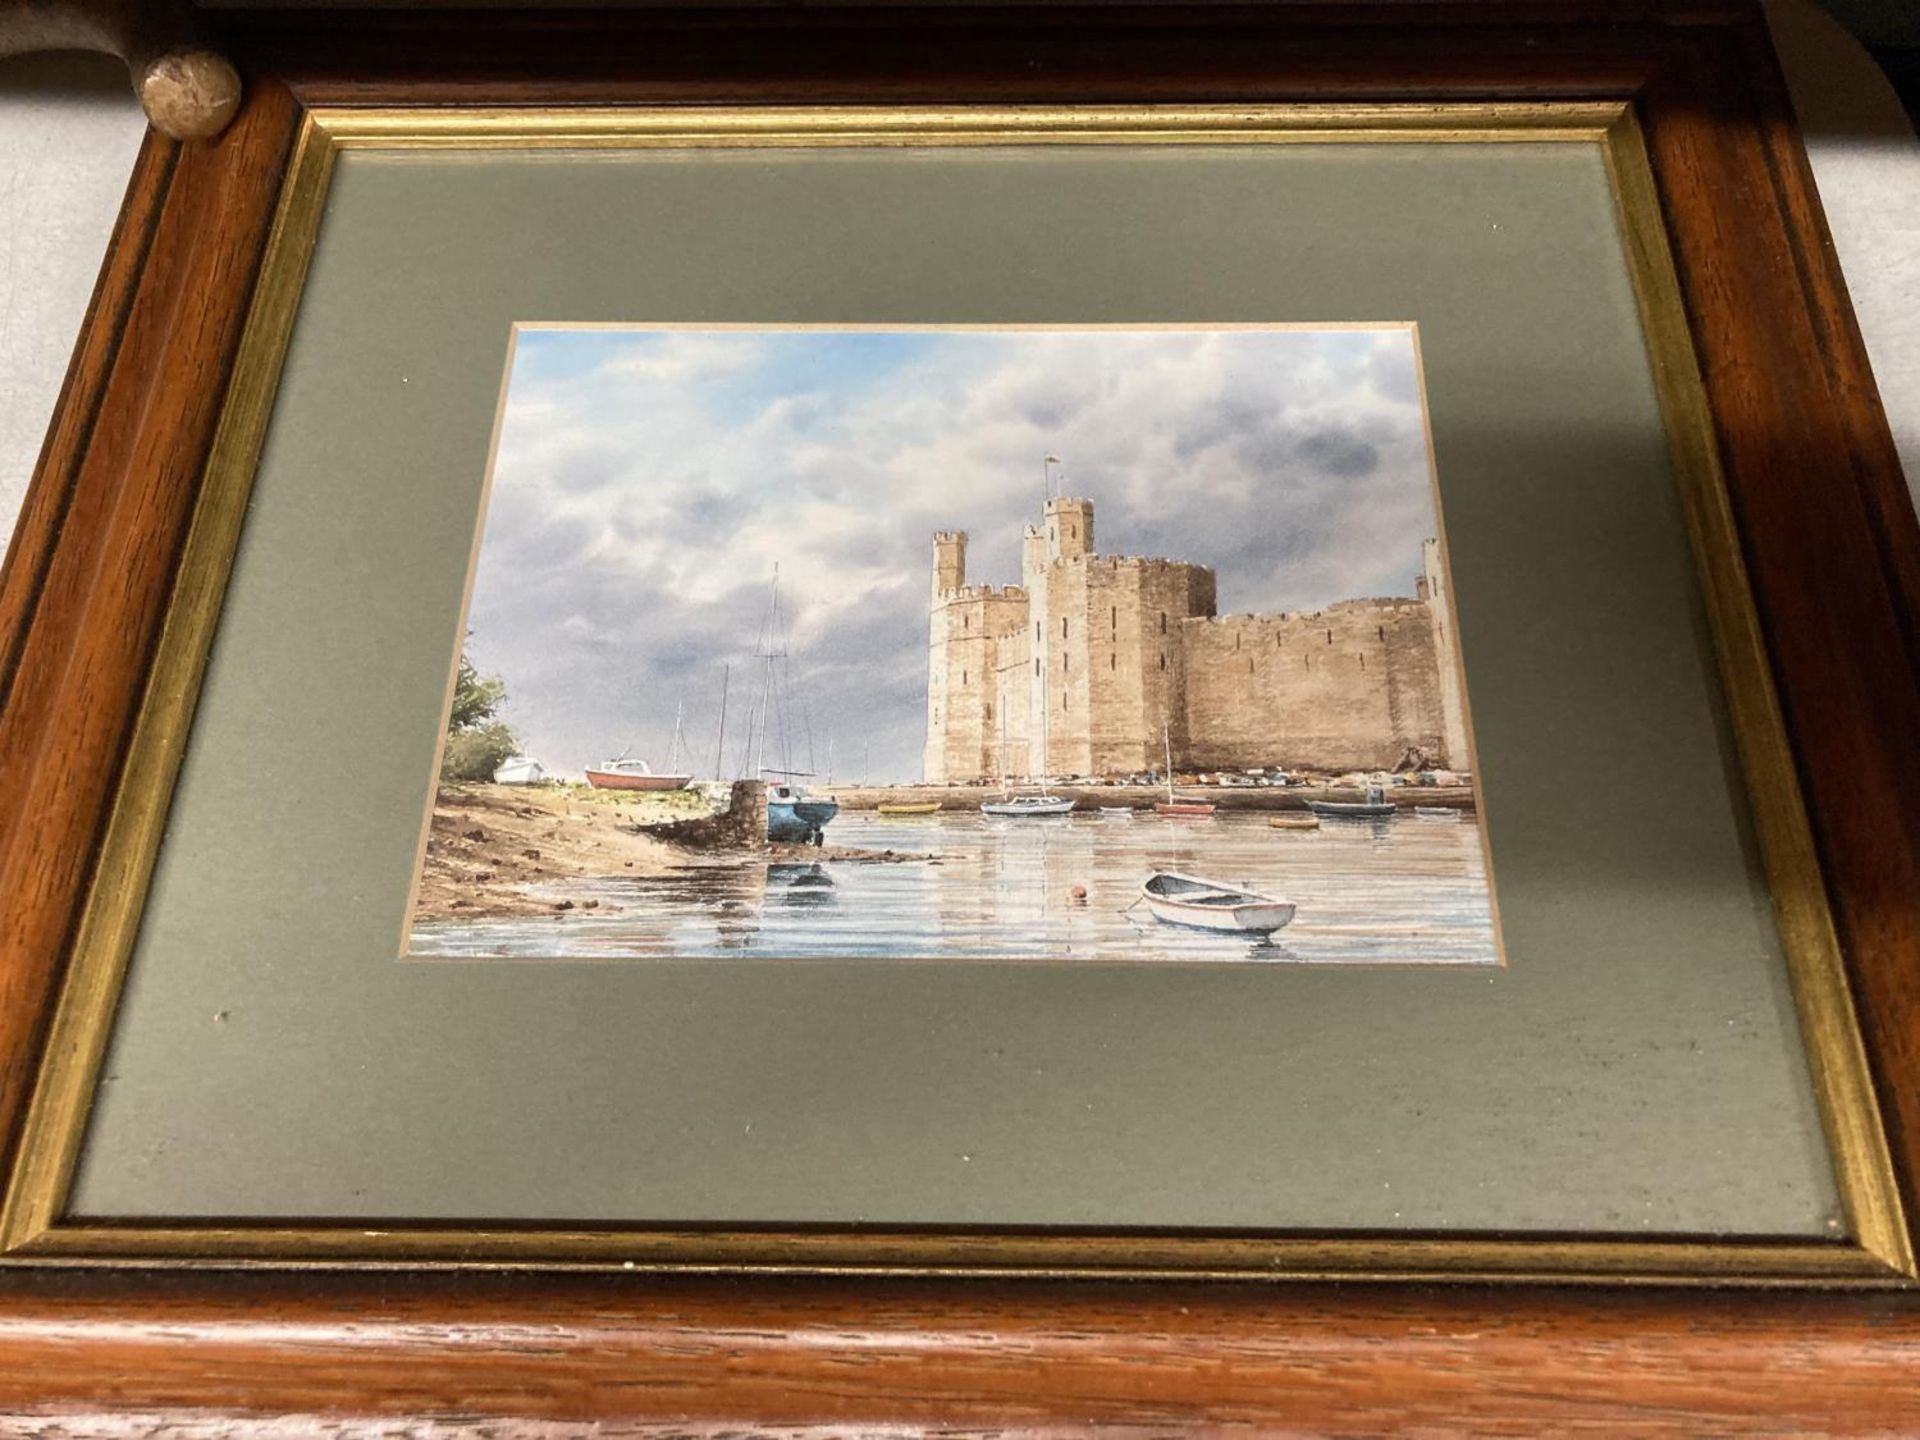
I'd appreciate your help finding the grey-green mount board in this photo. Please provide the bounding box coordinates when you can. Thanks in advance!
[71,141,1837,1234]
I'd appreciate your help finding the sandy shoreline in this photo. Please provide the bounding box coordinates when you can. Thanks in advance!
[411,785,691,923]
[412,783,928,925]
[413,778,1463,926]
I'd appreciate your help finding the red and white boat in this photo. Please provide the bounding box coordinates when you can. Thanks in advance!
[1153,724,1216,817]
[584,758,692,791]
[587,703,692,791]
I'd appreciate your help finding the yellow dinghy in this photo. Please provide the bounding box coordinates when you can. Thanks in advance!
[876,801,941,815]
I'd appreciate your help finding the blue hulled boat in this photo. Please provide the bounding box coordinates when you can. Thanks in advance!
[1305,783,1397,820]
[743,566,839,847]
[766,779,838,845]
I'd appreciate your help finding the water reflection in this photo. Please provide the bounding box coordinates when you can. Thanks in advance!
[411,810,1498,966]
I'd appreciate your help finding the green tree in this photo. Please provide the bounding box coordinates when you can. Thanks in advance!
[447,653,509,732]
[442,647,519,783]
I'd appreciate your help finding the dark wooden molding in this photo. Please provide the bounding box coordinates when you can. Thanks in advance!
[0,82,298,1184]
[1,3,1917,1426]
[0,1273,1919,1431]
[1637,21,1920,1222]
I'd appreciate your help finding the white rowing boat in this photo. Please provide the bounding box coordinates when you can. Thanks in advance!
[1141,872,1296,936]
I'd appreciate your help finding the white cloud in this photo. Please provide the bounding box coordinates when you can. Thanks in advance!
[464,327,1437,781]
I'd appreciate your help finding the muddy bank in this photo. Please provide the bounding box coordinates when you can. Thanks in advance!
[769,842,932,865]
[629,779,767,848]
[414,783,928,924]
[412,784,692,922]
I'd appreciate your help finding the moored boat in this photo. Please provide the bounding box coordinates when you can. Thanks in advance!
[1306,783,1395,820]
[492,754,548,786]
[876,801,940,815]
[1268,813,1320,830]
[1141,872,1296,935]
[584,758,692,791]
[1153,724,1215,817]
[767,780,839,844]
[588,699,693,791]
[981,795,1075,817]
[979,653,1073,816]
[742,567,839,846]
[1099,806,1133,817]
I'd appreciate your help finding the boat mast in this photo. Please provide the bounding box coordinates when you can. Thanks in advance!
[1038,617,1052,798]
[711,663,729,780]
[998,698,1011,801]
[1034,454,1063,796]
[666,700,684,774]
[1164,723,1175,804]
[754,565,779,781]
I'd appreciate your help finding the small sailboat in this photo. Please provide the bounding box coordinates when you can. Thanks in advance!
[877,801,941,815]
[586,701,694,791]
[1306,783,1396,820]
[766,777,839,844]
[743,567,838,845]
[982,794,1076,817]
[1153,724,1215,817]
[979,670,1074,816]
[1141,872,1296,936]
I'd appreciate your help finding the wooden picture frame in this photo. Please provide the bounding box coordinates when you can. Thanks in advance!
[1,0,1917,1425]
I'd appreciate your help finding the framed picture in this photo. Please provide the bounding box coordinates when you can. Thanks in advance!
[1,1,1917,1426]
[404,319,1497,968]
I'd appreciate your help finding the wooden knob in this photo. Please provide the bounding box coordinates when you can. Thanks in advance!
[135,47,242,142]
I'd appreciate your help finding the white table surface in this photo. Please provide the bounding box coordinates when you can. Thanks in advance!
[2,0,1915,548]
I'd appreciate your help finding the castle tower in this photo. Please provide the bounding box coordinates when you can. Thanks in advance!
[926,527,1032,783]
[1421,537,1472,769]
[933,530,966,597]
[1045,497,1094,563]
[925,532,963,781]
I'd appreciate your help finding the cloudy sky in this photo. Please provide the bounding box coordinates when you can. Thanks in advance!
[463,326,1439,783]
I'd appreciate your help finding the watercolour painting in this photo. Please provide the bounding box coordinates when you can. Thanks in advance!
[408,325,1499,965]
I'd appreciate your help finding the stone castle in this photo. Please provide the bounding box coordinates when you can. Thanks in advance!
[924,496,1471,783]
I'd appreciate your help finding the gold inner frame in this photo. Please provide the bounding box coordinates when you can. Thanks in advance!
[3,102,1909,1284]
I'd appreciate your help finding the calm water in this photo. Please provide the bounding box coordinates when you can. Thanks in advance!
[410,810,1499,965]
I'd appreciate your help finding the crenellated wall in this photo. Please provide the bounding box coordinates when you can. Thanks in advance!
[927,498,1465,782]
[1180,600,1448,772]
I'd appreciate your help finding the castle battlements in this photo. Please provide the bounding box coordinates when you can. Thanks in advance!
[925,496,1468,782]
[937,583,1028,602]
[1087,553,1209,573]
[1327,595,1427,613]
